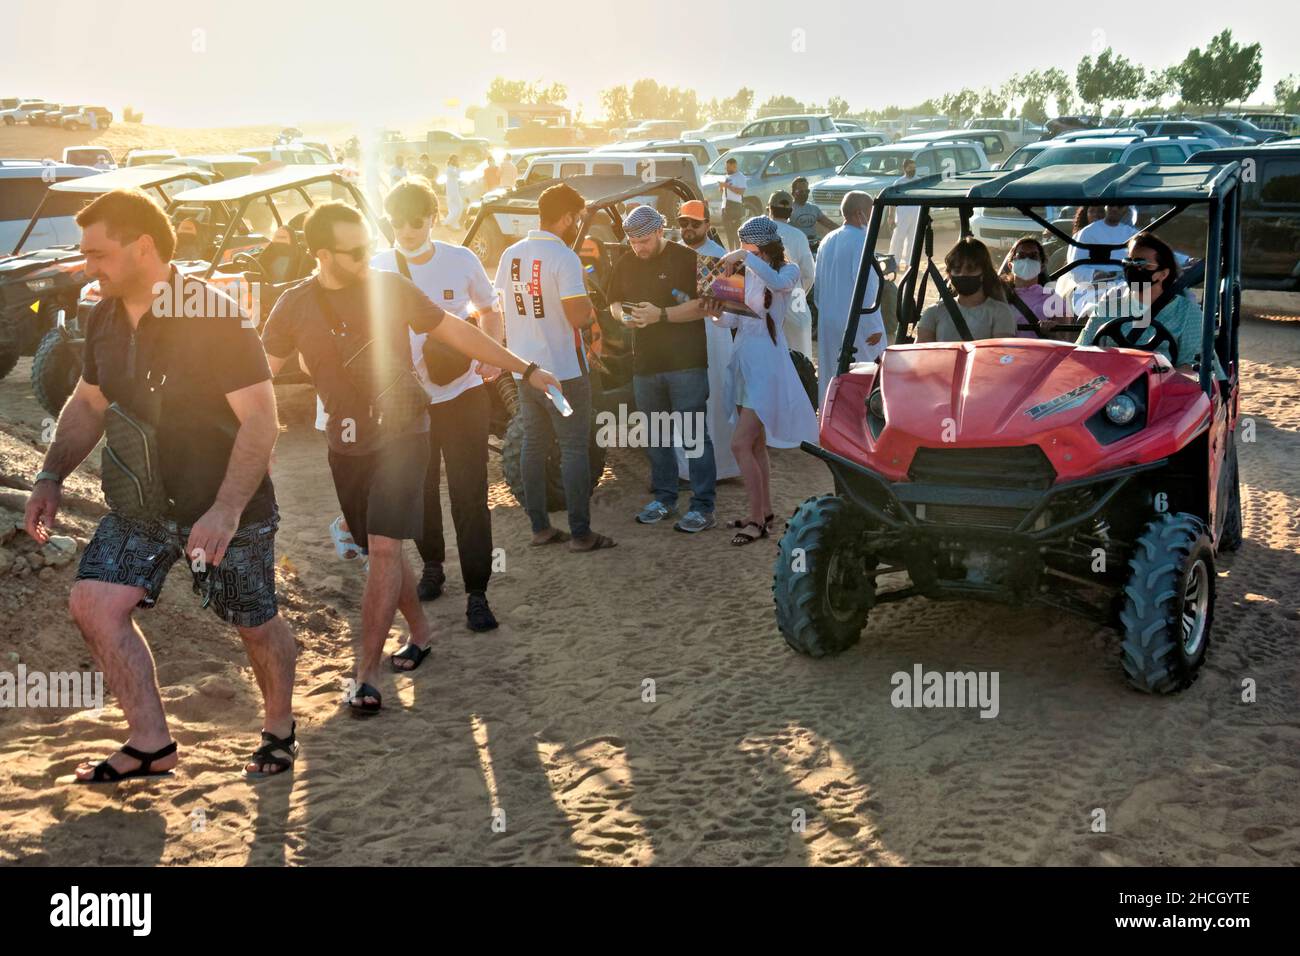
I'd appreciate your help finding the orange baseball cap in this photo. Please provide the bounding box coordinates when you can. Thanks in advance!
[677,200,708,221]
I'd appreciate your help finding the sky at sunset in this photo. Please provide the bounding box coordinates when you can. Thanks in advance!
[4,0,1298,129]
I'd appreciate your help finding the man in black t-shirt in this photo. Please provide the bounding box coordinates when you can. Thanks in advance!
[607,204,717,533]
[24,188,298,781]
[261,202,560,716]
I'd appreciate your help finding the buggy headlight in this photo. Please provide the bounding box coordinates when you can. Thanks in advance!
[1104,394,1137,424]
[868,389,885,420]
[27,278,55,293]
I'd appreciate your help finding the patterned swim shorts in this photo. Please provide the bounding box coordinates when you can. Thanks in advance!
[76,508,279,628]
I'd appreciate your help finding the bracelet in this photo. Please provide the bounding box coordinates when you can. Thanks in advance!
[522,362,539,383]
[35,470,63,485]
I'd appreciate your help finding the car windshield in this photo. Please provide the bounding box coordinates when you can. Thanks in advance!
[1028,146,1126,167]
[1005,144,1048,168]
[706,152,764,177]
[841,151,915,176]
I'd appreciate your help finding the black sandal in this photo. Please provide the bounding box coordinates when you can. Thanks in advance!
[730,521,768,546]
[390,641,432,672]
[243,723,299,779]
[729,514,774,529]
[75,741,177,784]
[348,682,382,717]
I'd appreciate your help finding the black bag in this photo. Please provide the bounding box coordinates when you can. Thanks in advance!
[101,342,173,520]
[314,280,428,442]
[393,250,473,386]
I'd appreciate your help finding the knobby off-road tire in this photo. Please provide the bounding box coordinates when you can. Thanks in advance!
[1119,512,1215,694]
[0,324,19,380]
[773,494,875,657]
[32,329,83,416]
[499,400,607,513]
[789,349,818,411]
[1219,442,1243,552]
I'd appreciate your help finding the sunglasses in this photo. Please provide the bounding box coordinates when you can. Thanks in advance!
[1121,257,1156,270]
[391,216,430,230]
[332,243,373,262]
[676,218,705,227]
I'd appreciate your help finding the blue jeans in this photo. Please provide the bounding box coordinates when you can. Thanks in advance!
[520,374,592,537]
[632,366,716,514]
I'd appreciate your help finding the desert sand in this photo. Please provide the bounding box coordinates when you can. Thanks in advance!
[0,123,1297,867]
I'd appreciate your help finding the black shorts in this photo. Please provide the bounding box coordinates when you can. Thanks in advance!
[328,432,428,551]
[76,509,280,628]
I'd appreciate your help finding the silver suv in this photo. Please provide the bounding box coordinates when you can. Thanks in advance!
[699,136,859,220]
[810,139,991,224]
[708,114,838,152]
[970,135,1219,252]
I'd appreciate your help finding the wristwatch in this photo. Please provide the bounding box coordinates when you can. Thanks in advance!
[35,470,63,485]
[522,361,539,384]
[659,306,668,324]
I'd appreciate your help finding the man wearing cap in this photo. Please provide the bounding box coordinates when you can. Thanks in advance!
[674,200,739,481]
[790,178,836,246]
[766,190,815,358]
[608,204,717,533]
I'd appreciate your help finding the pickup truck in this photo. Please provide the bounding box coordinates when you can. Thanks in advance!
[1,100,53,125]
[379,130,492,166]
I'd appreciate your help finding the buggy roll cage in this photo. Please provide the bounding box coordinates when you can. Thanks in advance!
[837,162,1243,398]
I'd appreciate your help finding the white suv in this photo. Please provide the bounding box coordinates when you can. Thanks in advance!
[810,140,991,224]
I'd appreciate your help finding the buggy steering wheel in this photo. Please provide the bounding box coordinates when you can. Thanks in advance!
[1091,315,1180,366]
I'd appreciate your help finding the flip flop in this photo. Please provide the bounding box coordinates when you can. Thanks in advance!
[73,741,177,784]
[243,723,299,780]
[390,641,432,672]
[570,533,617,553]
[348,682,382,718]
[529,529,572,547]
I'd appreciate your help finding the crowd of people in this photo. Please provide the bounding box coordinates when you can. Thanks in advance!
[20,162,1214,780]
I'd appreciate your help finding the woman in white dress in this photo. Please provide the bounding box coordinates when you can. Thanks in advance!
[706,216,820,546]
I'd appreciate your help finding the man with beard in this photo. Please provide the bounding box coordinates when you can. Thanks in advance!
[493,183,616,552]
[261,202,562,715]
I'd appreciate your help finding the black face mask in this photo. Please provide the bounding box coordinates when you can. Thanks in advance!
[950,274,983,296]
[1124,264,1163,286]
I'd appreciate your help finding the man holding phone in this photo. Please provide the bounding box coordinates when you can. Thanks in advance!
[608,204,717,533]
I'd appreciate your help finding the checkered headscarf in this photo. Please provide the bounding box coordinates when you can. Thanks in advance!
[738,215,779,245]
[622,204,666,239]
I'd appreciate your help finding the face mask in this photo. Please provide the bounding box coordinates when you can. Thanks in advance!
[1011,258,1041,280]
[950,274,983,296]
[398,238,433,258]
[1124,264,1160,286]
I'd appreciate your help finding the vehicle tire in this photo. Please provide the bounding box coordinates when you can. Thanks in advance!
[2,116,13,127]
[65,120,80,131]
[487,373,519,440]
[499,397,607,513]
[773,494,874,657]
[31,330,83,417]
[1219,442,1243,552]
[1118,513,1215,694]
[790,349,818,411]
[468,218,504,268]
[0,325,20,380]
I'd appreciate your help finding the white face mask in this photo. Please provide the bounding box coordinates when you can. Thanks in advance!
[1011,257,1041,280]
[398,238,433,258]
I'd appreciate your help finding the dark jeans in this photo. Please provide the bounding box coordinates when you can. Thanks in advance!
[722,203,744,250]
[519,374,592,537]
[632,367,716,514]
[418,384,493,594]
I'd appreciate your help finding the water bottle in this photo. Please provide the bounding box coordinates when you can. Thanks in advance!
[547,384,574,417]
[670,288,691,304]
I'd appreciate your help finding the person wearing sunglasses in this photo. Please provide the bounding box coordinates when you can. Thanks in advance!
[261,201,563,716]
[998,236,1067,337]
[372,176,503,632]
[1076,231,1225,379]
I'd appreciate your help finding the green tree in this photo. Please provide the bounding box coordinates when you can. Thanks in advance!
[977,86,1007,118]
[601,86,630,126]
[1075,48,1144,116]
[1276,75,1300,114]
[1178,29,1263,113]
[758,94,806,117]
[1043,67,1074,115]
[938,88,979,125]
[487,77,567,106]
[825,95,852,117]
[1141,66,1180,110]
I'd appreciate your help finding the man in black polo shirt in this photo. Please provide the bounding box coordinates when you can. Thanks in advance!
[607,204,716,533]
[24,188,298,782]
[261,202,560,716]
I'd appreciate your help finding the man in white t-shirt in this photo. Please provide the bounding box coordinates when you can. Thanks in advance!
[1064,204,1138,307]
[766,190,815,357]
[373,177,502,632]
[494,182,615,552]
[719,156,747,250]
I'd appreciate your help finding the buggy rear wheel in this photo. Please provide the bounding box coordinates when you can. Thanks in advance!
[1219,442,1243,552]
[32,329,83,416]
[789,349,818,411]
[1119,513,1215,694]
[0,324,19,380]
[499,387,607,513]
[773,494,874,657]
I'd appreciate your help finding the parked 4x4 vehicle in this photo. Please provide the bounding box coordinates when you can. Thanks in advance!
[700,136,858,221]
[963,116,1047,147]
[899,128,1012,165]
[0,164,212,389]
[1131,119,1251,148]
[775,160,1245,695]
[811,140,991,225]
[1,101,52,125]
[60,106,112,130]
[708,114,838,152]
